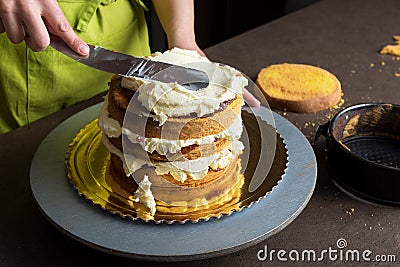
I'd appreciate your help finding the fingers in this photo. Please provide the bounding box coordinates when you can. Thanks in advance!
[0,0,49,50]
[1,11,25,44]
[243,88,261,107]
[22,13,50,51]
[42,2,89,56]
[0,0,88,54]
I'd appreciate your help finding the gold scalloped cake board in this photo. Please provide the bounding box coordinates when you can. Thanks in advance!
[65,111,288,224]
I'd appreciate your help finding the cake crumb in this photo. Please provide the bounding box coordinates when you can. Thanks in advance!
[380,35,400,56]
[345,208,355,216]
[332,98,345,109]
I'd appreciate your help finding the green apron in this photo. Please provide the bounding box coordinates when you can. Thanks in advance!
[0,0,150,134]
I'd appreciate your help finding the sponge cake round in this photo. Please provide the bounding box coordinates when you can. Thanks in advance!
[256,63,342,113]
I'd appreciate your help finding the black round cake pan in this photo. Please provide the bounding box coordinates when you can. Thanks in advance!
[317,103,400,206]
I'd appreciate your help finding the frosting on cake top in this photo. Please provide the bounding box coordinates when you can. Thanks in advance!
[121,47,247,125]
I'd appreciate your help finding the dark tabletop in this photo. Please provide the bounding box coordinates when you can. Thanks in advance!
[1,0,399,266]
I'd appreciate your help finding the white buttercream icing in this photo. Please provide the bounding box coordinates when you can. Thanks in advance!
[153,147,237,182]
[123,116,242,155]
[231,139,245,153]
[132,175,156,215]
[102,132,243,183]
[101,134,148,176]
[98,102,243,156]
[121,47,247,125]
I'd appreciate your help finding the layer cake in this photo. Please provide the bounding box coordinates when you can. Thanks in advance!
[97,48,247,218]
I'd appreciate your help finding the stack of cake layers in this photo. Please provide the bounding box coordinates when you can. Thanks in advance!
[98,48,247,217]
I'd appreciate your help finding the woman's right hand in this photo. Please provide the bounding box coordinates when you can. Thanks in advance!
[0,0,89,55]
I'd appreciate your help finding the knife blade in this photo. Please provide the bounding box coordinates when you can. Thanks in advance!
[50,34,209,90]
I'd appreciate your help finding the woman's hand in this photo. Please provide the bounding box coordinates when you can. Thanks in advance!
[0,0,89,55]
[242,88,261,107]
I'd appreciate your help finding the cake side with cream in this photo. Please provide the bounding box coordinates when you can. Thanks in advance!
[97,48,247,218]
